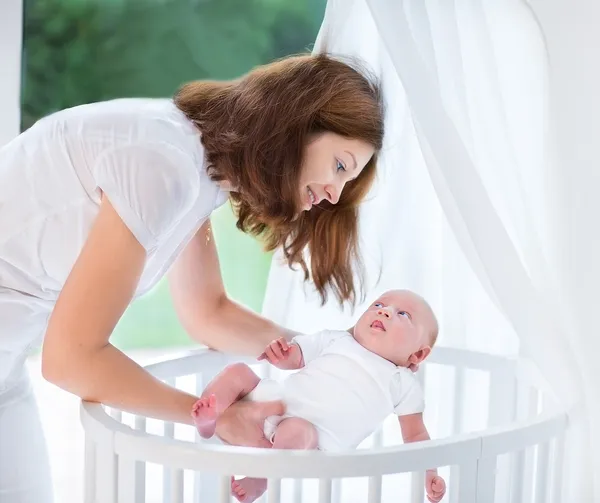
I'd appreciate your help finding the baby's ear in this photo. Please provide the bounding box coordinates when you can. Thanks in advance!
[408,346,431,365]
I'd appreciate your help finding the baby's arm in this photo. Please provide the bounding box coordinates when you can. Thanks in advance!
[259,330,340,370]
[398,414,446,503]
[258,338,305,370]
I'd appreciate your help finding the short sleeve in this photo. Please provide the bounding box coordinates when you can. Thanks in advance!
[391,370,425,416]
[292,330,346,364]
[92,143,199,251]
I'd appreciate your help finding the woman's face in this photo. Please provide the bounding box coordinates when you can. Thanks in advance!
[298,132,375,212]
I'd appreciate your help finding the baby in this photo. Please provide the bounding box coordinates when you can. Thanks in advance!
[192,289,447,503]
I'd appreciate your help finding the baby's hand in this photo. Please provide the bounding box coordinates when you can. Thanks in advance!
[258,338,290,365]
[425,471,446,503]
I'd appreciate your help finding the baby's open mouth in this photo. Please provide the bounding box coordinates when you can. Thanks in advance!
[371,320,386,331]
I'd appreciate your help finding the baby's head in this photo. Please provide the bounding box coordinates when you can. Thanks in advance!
[353,289,438,368]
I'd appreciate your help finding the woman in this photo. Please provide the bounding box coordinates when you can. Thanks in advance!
[0,53,383,501]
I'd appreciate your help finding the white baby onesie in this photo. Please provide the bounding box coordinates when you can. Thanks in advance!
[247,329,424,451]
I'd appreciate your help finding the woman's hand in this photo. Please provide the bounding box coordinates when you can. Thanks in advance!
[214,400,285,448]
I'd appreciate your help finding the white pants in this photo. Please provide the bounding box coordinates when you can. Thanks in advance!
[0,368,54,502]
[0,288,55,502]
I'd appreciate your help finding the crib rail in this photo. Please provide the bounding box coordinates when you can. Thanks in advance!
[80,347,568,503]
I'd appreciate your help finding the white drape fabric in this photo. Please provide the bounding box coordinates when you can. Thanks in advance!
[262,0,597,500]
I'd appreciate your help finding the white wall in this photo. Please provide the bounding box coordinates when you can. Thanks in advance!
[527,0,600,496]
[0,0,23,146]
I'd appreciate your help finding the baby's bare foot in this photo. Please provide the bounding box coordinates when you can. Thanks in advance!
[191,394,218,438]
[231,476,267,503]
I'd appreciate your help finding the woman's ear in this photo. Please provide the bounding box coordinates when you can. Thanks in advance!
[408,346,431,365]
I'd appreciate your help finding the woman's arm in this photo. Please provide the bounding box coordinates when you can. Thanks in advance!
[42,196,198,424]
[168,219,297,357]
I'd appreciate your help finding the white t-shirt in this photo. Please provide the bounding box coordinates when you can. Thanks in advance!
[0,98,228,385]
[253,330,424,451]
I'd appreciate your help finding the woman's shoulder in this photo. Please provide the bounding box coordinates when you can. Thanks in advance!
[36,97,206,176]
[33,98,192,145]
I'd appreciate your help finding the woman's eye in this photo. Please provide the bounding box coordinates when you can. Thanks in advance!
[336,160,346,172]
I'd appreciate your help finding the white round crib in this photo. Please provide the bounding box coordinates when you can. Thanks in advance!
[80,347,567,503]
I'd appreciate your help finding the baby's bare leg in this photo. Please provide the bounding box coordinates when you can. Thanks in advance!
[231,418,318,503]
[192,362,260,438]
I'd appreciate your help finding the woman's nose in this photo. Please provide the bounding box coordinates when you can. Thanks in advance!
[325,183,341,204]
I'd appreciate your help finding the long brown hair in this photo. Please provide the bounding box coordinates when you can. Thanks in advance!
[174,54,384,306]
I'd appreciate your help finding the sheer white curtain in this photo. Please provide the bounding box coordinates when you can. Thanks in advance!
[262,0,597,499]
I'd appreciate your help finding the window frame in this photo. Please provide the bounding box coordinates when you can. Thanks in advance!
[0,0,23,146]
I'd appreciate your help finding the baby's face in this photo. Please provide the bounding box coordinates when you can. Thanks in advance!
[353,290,437,367]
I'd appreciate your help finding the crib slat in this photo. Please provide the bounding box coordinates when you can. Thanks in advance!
[488,366,516,503]
[550,433,565,503]
[292,478,303,503]
[411,472,425,503]
[169,469,184,503]
[161,378,179,503]
[163,418,176,502]
[368,476,382,503]
[521,390,540,502]
[84,438,96,503]
[332,479,342,503]
[267,479,282,503]
[449,465,461,503]
[510,379,533,503]
[458,460,477,502]
[511,449,526,503]
[219,475,231,503]
[367,426,384,503]
[319,479,332,503]
[194,373,205,503]
[134,416,146,503]
[494,454,512,503]
[96,441,118,503]
[476,457,497,502]
[535,442,550,503]
[117,455,136,503]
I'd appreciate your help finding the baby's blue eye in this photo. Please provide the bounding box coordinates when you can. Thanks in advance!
[398,311,410,318]
[336,160,346,172]
[374,302,383,308]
